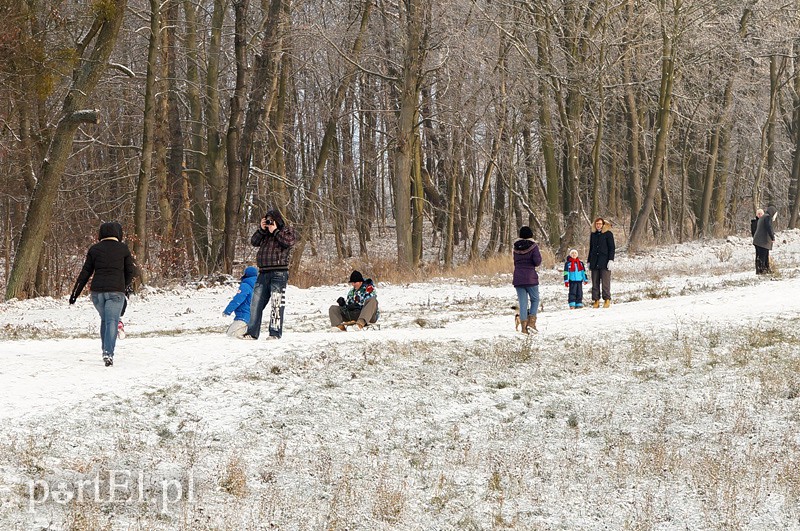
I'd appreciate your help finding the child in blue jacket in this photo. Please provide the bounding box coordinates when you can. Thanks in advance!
[564,249,589,309]
[223,266,258,337]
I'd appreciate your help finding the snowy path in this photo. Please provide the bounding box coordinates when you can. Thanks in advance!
[1,271,796,423]
[3,234,800,529]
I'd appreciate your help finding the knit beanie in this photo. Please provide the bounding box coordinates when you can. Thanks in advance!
[518,226,533,239]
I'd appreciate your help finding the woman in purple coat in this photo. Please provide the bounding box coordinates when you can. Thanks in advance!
[513,226,542,334]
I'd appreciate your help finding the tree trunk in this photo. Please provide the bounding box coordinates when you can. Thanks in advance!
[206,0,226,270]
[753,56,784,210]
[628,21,676,251]
[356,73,377,257]
[7,0,127,300]
[711,76,733,238]
[788,39,800,228]
[392,0,428,268]
[182,0,209,273]
[289,0,373,274]
[268,50,291,210]
[155,5,176,273]
[443,131,459,268]
[623,0,642,226]
[534,5,561,248]
[224,0,284,273]
[133,0,161,284]
[469,115,505,261]
[412,131,424,264]
[165,0,185,269]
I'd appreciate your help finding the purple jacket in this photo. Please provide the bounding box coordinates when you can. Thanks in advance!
[513,239,542,287]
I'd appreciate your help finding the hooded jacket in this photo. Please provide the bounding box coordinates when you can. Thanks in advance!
[224,266,258,322]
[564,256,589,284]
[70,222,136,301]
[753,206,777,250]
[251,209,297,271]
[512,239,542,287]
[588,221,615,270]
[346,278,377,307]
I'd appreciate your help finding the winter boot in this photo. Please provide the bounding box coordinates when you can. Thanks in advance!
[592,300,600,309]
[334,324,346,332]
[520,318,529,334]
[603,299,611,308]
[527,315,537,332]
[103,355,113,367]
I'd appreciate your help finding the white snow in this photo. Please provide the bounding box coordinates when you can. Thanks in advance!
[1,232,800,529]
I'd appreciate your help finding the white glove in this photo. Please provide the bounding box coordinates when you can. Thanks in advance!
[606,260,613,271]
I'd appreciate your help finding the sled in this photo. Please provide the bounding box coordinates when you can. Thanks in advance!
[341,320,381,331]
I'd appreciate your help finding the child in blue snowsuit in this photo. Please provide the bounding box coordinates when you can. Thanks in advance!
[223,266,258,337]
[564,249,589,309]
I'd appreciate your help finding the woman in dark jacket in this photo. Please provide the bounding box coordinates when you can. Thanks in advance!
[588,217,615,308]
[753,205,777,274]
[513,226,542,334]
[69,222,135,366]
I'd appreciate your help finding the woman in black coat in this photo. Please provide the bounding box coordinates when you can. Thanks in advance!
[69,222,135,366]
[588,217,615,308]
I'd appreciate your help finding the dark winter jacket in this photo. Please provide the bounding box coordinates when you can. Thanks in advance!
[251,209,297,272]
[750,218,759,237]
[512,239,542,287]
[70,222,135,302]
[563,257,589,284]
[588,221,615,270]
[753,206,777,250]
[224,266,258,322]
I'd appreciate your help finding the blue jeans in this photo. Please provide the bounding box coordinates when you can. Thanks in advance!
[516,285,540,320]
[91,292,125,356]
[247,270,288,339]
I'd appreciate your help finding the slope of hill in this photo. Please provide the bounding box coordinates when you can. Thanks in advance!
[1,232,799,529]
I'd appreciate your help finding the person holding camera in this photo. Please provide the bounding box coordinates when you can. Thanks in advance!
[329,270,379,331]
[242,209,296,340]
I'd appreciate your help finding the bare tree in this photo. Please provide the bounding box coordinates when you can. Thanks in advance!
[7,0,128,300]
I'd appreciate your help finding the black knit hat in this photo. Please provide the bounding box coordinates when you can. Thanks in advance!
[518,226,533,239]
[348,270,365,283]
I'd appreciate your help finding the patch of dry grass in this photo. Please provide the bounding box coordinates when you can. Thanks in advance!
[219,454,248,497]
[5,305,800,529]
[293,253,535,288]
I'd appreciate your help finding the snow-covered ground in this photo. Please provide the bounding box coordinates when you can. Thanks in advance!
[1,233,800,529]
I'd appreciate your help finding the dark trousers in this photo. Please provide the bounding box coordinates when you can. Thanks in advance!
[568,281,584,307]
[591,269,611,301]
[247,270,288,338]
[755,246,770,274]
[329,298,379,326]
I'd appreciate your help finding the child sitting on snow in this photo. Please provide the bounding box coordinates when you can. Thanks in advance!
[563,249,589,309]
[329,270,379,331]
[223,266,258,337]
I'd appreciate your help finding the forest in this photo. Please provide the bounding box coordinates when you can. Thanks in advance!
[1,0,799,300]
